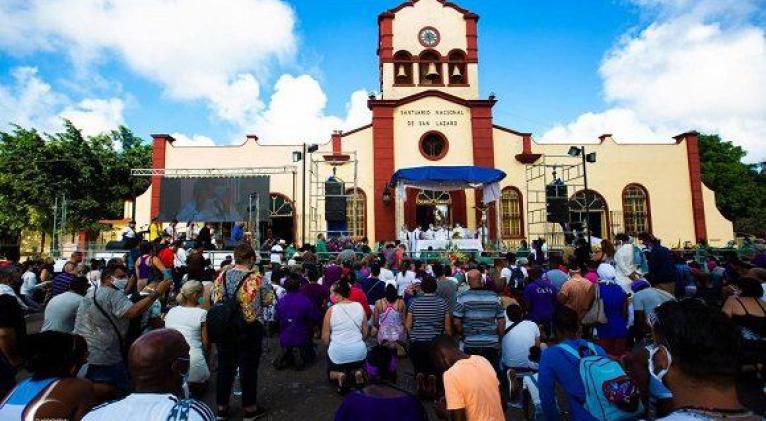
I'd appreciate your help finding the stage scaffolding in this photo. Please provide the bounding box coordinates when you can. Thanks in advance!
[524,155,586,248]
[131,166,298,246]
[307,152,360,242]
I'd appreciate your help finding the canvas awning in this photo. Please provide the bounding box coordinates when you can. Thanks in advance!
[388,166,507,204]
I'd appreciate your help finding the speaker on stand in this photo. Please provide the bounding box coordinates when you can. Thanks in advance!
[325,177,347,235]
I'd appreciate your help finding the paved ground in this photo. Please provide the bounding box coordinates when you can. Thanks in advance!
[199,334,445,420]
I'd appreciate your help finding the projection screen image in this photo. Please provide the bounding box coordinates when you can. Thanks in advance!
[158,176,270,223]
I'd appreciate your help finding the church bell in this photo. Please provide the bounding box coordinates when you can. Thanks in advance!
[425,62,440,80]
[451,64,462,80]
[396,64,408,80]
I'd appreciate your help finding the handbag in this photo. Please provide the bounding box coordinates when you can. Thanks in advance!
[581,284,607,325]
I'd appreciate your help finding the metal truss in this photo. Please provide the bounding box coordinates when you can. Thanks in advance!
[131,167,297,177]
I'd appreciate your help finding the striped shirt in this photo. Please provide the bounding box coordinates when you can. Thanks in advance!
[453,289,504,349]
[408,293,449,342]
[83,394,215,421]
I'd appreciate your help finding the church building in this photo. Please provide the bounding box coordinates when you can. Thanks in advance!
[135,0,733,248]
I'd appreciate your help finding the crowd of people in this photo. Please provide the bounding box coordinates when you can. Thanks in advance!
[0,228,765,420]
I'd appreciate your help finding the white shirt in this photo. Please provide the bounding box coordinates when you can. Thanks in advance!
[328,302,367,364]
[501,320,540,370]
[500,265,528,281]
[120,226,136,239]
[86,270,101,287]
[83,394,215,421]
[42,291,83,333]
[20,271,37,296]
[270,245,283,264]
[174,248,188,268]
[423,229,435,240]
[379,267,396,287]
[395,270,417,296]
[164,306,209,383]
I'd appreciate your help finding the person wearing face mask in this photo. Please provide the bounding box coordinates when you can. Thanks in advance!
[164,280,210,398]
[648,299,760,421]
[0,331,94,420]
[74,259,172,403]
[83,329,215,421]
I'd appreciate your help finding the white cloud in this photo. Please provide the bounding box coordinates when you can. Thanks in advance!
[0,0,296,126]
[0,66,124,137]
[541,1,766,162]
[170,133,216,147]
[253,75,371,144]
[60,98,125,136]
[0,67,63,132]
[0,0,370,146]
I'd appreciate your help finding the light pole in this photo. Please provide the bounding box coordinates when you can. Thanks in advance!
[568,146,597,250]
[294,144,319,246]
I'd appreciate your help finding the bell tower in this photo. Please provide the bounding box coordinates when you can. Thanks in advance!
[378,0,479,100]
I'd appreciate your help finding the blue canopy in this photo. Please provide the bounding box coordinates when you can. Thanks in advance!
[388,166,506,188]
[388,166,507,203]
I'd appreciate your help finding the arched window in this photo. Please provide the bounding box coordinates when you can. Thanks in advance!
[500,187,524,238]
[448,50,467,85]
[418,50,443,86]
[569,189,610,239]
[393,51,414,85]
[623,184,651,236]
[346,188,366,238]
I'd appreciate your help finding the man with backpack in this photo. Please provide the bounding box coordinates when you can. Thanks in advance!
[500,252,527,292]
[209,243,271,420]
[538,305,642,421]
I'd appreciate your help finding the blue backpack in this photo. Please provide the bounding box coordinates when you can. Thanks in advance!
[559,343,643,421]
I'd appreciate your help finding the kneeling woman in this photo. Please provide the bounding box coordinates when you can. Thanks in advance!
[322,279,368,393]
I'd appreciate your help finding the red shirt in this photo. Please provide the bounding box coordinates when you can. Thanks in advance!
[349,286,371,319]
[157,247,174,269]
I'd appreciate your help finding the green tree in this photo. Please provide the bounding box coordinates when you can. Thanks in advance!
[0,121,151,243]
[698,134,766,237]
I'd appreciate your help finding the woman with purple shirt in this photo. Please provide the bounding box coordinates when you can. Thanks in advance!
[523,266,557,337]
[274,273,321,370]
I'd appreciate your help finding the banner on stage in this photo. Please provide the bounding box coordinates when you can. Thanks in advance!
[158,176,270,223]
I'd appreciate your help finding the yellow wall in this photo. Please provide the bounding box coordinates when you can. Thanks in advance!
[491,130,733,246]
[703,184,734,246]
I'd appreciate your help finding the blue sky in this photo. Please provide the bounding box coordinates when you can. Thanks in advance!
[0,0,764,160]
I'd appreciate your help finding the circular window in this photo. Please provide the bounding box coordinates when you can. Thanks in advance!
[419,131,449,161]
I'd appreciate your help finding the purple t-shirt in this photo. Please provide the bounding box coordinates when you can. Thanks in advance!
[300,283,329,313]
[523,279,556,324]
[276,291,320,347]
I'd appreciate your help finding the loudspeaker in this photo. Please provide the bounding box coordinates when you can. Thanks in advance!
[546,184,569,224]
[105,240,127,250]
[325,178,347,223]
